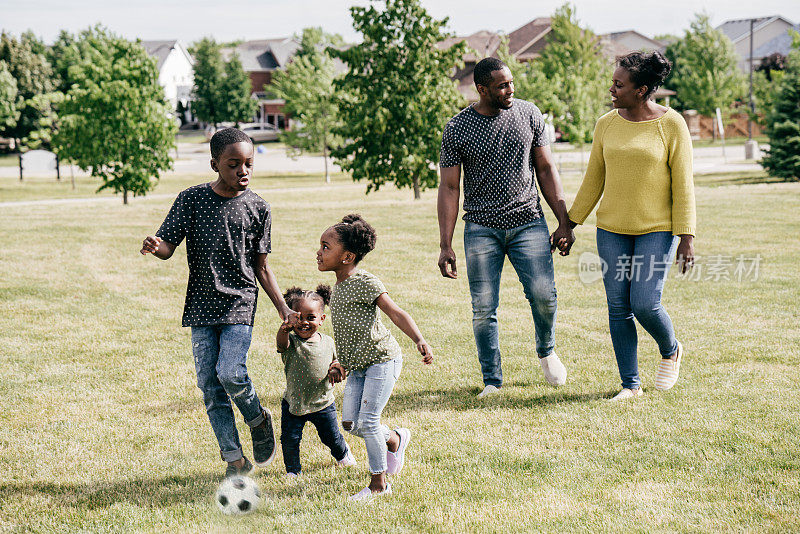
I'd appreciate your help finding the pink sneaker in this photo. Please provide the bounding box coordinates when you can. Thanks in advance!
[386,428,411,475]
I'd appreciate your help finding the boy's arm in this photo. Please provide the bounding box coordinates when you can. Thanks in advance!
[254,253,295,321]
[140,236,177,260]
[375,293,433,364]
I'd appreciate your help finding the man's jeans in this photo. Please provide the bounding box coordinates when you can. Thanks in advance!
[191,324,266,463]
[464,218,557,387]
[596,229,679,390]
[280,399,348,475]
[341,357,402,474]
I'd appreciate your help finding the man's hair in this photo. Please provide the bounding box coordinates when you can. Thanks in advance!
[473,57,507,88]
[210,128,253,160]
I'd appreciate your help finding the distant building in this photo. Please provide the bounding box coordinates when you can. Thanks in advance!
[717,16,797,71]
[141,40,194,120]
[599,30,666,58]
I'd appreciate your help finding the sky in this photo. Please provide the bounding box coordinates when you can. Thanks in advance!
[2,0,799,45]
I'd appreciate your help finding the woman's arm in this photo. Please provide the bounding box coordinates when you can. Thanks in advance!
[375,293,433,364]
[568,119,608,225]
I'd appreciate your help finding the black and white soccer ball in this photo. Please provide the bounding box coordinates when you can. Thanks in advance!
[215,475,261,515]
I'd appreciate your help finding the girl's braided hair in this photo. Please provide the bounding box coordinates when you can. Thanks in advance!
[283,284,332,311]
[331,214,376,264]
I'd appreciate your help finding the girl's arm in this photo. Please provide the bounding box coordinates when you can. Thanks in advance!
[276,320,292,352]
[375,293,433,364]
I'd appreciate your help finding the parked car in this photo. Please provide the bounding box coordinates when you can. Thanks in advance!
[240,123,279,143]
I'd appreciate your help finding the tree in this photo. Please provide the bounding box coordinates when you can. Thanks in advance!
[330,0,466,199]
[219,52,257,126]
[271,28,344,183]
[665,13,745,122]
[0,60,20,132]
[762,31,800,182]
[191,37,225,127]
[52,27,176,204]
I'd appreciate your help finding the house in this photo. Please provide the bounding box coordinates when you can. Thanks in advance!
[599,30,666,58]
[222,38,301,129]
[717,16,798,71]
[141,40,194,120]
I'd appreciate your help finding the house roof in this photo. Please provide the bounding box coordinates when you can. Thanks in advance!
[599,30,666,59]
[222,38,301,72]
[717,16,786,43]
[141,40,185,70]
[751,24,800,59]
[439,30,503,62]
[507,17,552,60]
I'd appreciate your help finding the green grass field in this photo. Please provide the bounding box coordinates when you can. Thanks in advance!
[1,167,799,532]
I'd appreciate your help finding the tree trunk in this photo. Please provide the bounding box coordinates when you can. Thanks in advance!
[123,188,128,205]
[323,138,330,184]
[413,174,421,200]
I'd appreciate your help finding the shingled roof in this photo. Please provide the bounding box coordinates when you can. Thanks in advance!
[222,38,301,72]
[141,40,183,70]
[506,17,552,60]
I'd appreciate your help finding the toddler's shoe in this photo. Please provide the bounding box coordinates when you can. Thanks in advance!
[609,388,643,401]
[386,428,411,476]
[337,448,357,467]
[284,472,301,479]
[477,385,500,398]
[539,352,567,386]
[655,342,683,391]
[225,456,254,478]
[349,483,392,502]
[250,408,276,467]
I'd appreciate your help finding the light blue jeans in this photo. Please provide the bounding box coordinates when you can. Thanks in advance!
[464,219,558,387]
[341,357,402,474]
[191,324,266,462]
[596,229,680,390]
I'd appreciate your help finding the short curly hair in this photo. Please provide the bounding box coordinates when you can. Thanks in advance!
[331,214,376,264]
[473,57,508,88]
[210,127,253,160]
[617,51,672,99]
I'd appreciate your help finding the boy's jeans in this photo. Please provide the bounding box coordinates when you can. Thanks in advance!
[280,399,348,475]
[191,324,266,462]
[342,357,402,474]
[464,219,558,387]
[596,229,679,390]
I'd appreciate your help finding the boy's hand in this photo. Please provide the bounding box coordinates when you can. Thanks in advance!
[328,361,346,384]
[140,236,162,255]
[417,340,433,365]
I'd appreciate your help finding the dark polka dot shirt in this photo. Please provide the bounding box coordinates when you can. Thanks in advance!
[156,183,272,327]
[440,99,549,229]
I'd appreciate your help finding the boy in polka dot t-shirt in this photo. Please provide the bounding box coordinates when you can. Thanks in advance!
[140,128,295,479]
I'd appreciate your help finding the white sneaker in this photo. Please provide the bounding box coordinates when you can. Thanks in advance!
[337,448,357,467]
[284,472,301,479]
[610,388,643,401]
[655,342,683,391]
[386,428,411,475]
[539,352,567,386]
[477,385,500,398]
[348,484,392,502]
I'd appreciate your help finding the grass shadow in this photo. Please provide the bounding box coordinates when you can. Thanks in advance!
[694,171,788,187]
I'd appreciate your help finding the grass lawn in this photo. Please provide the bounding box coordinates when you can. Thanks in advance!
[1,169,799,532]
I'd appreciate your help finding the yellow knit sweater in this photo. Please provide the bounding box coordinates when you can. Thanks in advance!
[568,108,696,236]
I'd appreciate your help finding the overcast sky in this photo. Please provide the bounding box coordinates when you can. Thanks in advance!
[2,0,799,45]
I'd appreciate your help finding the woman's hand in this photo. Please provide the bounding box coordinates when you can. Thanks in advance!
[676,235,694,274]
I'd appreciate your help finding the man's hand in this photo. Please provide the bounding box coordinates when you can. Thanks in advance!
[417,340,433,365]
[328,361,347,384]
[675,235,695,274]
[140,236,162,255]
[550,223,576,256]
[438,247,458,279]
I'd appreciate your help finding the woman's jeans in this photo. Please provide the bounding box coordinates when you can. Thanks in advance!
[596,229,679,390]
[464,219,558,387]
[191,324,266,462]
[341,357,402,474]
[280,399,348,475]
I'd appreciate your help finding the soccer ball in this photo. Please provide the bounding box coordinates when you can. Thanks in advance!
[215,475,261,515]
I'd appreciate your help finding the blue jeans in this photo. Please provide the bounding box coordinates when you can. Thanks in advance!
[280,399,348,475]
[596,229,680,390]
[191,325,266,462]
[341,358,402,474]
[464,219,557,387]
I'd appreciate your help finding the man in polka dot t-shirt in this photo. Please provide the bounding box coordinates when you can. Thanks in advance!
[140,128,295,478]
[437,58,575,397]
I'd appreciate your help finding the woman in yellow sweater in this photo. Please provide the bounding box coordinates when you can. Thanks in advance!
[566,51,695,401]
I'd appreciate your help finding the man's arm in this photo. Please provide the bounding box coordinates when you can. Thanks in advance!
[254,253,294,321]
[532,145,575,256]
[437,165,461,278]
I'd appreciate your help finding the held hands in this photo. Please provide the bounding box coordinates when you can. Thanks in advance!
[550,223,576,256]
[438,247,458,279]
[417,339,433,365]
[328,361,347,384]
[140,236,162,255]
[675,235,695,274]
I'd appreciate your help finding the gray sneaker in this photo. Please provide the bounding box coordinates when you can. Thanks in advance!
[224,456,253,478]
[250,408,276,467]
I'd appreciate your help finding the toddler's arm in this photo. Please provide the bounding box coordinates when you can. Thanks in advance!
[375,293,433,364]
[140,236,176,260]
[276,319,293,352]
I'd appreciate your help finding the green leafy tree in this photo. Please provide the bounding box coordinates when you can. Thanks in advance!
[52,27,176,204]
[330,0,466,199]
[191,37,225,127]
[271,28,344,182]
[762,31,800,181]
[665,13,745,122]
[48,30,81,93]
[219,52,257,125]
[22,91,63,150]
[0,60,20,132]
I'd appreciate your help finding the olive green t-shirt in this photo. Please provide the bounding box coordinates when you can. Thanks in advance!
[330,270,402,371]
[278,331,336,416]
